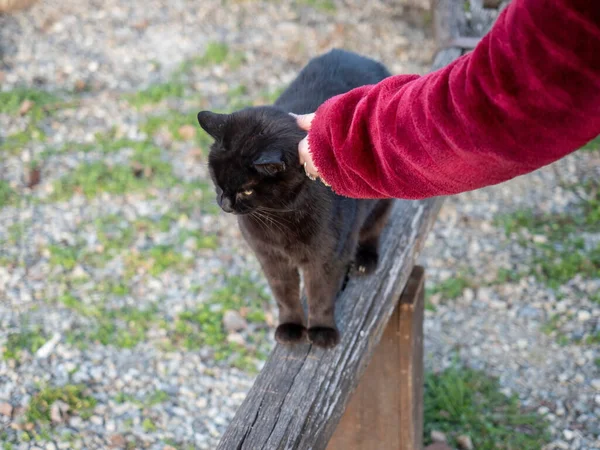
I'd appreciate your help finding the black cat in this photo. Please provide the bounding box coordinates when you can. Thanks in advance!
[197,49,393,348]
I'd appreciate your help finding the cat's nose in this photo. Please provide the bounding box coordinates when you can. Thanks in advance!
[221,196,234,213]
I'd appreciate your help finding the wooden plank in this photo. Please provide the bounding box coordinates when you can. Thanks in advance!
[482,0,502,8]
[398,265,425,450]
[217,199,442,450]
[326,266,425,450]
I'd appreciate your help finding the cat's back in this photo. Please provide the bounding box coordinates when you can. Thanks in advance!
[275,49,391,114]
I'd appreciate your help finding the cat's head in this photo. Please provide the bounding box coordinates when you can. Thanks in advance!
[197,106,307,215]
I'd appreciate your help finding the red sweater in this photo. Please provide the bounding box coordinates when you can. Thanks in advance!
[308,0,600,199]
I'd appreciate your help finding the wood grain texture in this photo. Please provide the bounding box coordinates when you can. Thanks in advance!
[217,199,442,450]
[326,266,425,450]
[398,266,425,450]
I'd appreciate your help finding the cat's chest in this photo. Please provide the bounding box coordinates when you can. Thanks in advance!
[238,215,315,259]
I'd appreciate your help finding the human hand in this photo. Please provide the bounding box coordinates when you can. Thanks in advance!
[292,113,328,185]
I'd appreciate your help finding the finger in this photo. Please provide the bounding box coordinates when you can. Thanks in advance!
[296,113,315,131]
[299,137,319,178]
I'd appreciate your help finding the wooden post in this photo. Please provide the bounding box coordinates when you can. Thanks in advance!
[328,265,425,450]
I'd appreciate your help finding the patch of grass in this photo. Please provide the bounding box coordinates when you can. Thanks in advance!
[3,327,47,361]
[147,245,189,275]
[142,418,157,433]
[0,88,60,115]
[427,276,471,300]
[48,244,80,270]
[496,182,600,289]
[62,293,159,349]
[0,181,16,208]
[51,145,177,201]
[25,384,96,425]
[1,126,46,154]
[125,244,191,278]
[533,240,600,290]
[581,134,600,152]
[178,229,219,250]
[198,41,229,65]
[146,390,169,406]
[424,365,550,449]
[141,111,195,141]
[171,274,270,371]
[127,81,186,108]
[177,41,246,76]
[58,293,101,317]
[298,0,336,13]
[91,214,136,262]
[87,305,158,349]
[493,267,524,284]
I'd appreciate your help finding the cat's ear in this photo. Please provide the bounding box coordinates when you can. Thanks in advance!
[197,111,228,140]
[253,151,286,176]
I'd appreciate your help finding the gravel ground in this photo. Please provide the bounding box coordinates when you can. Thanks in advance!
[1,0,599,449]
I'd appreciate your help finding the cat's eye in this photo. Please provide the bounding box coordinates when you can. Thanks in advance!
[241,189,254,196]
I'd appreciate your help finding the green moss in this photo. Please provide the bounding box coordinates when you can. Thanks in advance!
[3,327,47,361]
[0,181,16,208]
[25,384,96,425]
[424,365,550,449]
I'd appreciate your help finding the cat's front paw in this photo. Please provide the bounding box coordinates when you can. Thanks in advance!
[308,326,340,348]
[353,244,379,276]
[275,323,307,344]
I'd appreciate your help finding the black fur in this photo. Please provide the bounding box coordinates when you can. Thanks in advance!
[198,49,393,348]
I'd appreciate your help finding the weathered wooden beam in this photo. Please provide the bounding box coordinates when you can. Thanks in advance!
[327,266,425,450]
[217,199,442,450]
[482,0,502,8]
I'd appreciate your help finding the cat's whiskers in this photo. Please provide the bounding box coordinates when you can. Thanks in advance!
[249,211,270,234]
[254,210,287,234]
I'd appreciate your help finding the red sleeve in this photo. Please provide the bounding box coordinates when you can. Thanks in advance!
[308,0,600,199]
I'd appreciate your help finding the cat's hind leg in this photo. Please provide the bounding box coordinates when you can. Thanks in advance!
[354,199,393,275]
